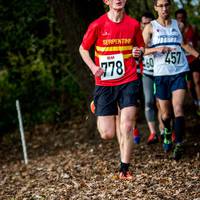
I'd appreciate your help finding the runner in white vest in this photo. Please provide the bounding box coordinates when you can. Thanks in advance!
[140,12,164,145]
[151,19,189,75]
[142,0,200,160]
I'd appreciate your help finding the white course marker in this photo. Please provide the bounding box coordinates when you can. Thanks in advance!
[16,100,28,164]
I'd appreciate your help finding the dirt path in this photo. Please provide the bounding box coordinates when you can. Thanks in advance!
[0,113,199,200]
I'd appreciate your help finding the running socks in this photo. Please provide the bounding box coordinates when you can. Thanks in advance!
[174,116,185,143]
[162,117,171,132]
[120,162,130,174]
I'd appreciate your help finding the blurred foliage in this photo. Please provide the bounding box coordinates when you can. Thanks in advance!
[0,0,199,133]
[127,0,200,28]
[0,0,85,133]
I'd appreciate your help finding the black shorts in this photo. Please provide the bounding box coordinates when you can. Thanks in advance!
[93,80,140,116]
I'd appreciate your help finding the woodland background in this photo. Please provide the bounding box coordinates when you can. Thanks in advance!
[0,1,200,199]
[0,0,200,134]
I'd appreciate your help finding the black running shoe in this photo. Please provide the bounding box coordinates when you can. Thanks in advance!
[172,143,184,161]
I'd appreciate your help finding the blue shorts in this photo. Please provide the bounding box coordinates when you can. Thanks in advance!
[155,73,187,100]
[94,80,140,116]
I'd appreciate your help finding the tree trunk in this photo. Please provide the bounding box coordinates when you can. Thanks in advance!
[50,0,104,136]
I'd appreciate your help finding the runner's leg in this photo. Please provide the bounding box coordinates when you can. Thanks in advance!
[156,100,164,132]
[142,75,156,134]
[172,89,186,143]
[171,89,186,160]
[116,114,123,156]
[192,71,200,110]
[120,106,137,163]
[97,116,116,139]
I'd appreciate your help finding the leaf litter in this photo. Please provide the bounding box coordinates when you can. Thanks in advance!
[0,111,199,200]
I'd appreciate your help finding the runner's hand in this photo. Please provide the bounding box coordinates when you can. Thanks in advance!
[92,66,104,77]
[132,47,143,58]
[157,47,175,53]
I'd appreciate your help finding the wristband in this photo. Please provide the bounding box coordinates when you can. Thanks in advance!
[140,50,144,57]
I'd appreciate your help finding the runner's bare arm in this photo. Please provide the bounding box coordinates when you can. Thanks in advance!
[143,23,174,55]
[178,22,200,58]
[79,45,104,77]
[142,23,153,55]
[132,24,145,58]
[182,43,200,59]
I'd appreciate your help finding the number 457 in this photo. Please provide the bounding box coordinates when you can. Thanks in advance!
[165,52,181,64]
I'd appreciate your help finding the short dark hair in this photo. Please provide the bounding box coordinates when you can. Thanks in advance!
[175,8,187,19]
[141,11,155,20]
[153,0,171,6]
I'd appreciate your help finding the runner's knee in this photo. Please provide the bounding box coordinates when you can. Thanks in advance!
[120,120,134,134]
[173,105,184,116]
[99,127,115,140]
[193,76,200,86]
[161,113,171,121]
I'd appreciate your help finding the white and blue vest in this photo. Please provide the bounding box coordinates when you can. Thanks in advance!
[150,19,189,76]
[143,54,154,76]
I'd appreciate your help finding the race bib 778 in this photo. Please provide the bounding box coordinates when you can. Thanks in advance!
[99,54,125,80]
